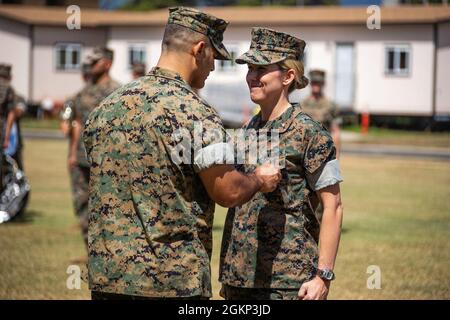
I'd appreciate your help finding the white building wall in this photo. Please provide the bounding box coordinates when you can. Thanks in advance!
[436,21,450,116]
[355,25,434,116]
[32,26,107,102]
[0,17,30,99]
[107,26,165,84]
[15,22,437,121]
[203,24,435,123]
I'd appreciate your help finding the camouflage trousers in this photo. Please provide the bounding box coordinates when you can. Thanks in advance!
[91,291,209,300]
[221,284,299,300]
[69,165,90,248]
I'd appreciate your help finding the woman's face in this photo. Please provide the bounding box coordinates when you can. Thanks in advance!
[246,63,285,105]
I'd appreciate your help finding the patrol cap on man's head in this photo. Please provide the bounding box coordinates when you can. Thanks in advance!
[81,62,92,75]
[309,69,326,84]
[87,46,114,62]
[236,27,305,65]
[80,55,93,75]
[167,6,231,61]
[0,63,12,79]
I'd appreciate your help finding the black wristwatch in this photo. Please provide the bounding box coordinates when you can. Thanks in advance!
[317,269,335,281]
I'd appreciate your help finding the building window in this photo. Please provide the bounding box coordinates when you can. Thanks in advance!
[128,44,146,68]
[217,45,238,72]
[55,43,81,70]
[385,45,410,76]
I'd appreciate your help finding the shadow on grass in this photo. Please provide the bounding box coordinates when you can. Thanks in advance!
[7,209,43,224]
[214,225,350,233]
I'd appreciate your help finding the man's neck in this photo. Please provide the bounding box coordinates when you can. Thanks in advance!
[157,53,194,86]
[94,73,111,86]
[312,92,323,101]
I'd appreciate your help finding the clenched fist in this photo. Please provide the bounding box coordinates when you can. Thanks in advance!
[255,162,282,193]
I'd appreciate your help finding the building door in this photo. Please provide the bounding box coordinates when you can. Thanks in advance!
[335,43,355,110]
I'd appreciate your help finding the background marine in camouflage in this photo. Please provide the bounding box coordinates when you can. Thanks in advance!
[84,7,281,300]
[301,69,342,157]
[0,63,27,171]
[301,69,342,222]
[65,47,120,250]
[131,62,146,79]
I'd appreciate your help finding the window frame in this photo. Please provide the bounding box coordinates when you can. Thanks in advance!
[384,44,411,77]
[128,43,147,69]
[54,43,82,71]
[216,44,239,72]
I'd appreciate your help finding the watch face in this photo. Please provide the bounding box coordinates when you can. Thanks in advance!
[320,270,335,280]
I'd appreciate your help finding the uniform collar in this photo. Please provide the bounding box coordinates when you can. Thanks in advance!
[148,67,189,86]
[251,103,303,133]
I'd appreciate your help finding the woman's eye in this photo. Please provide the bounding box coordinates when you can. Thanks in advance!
[257,67,267,73]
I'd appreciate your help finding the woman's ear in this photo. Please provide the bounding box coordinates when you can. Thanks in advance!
[283,68,296,87]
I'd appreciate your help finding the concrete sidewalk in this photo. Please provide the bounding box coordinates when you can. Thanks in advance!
[22,129,450,160]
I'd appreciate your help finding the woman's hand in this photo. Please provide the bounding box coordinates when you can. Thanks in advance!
[298,276,330,300]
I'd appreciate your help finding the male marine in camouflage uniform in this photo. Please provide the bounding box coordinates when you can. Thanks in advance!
[219,28,344,300]
[301,70,342,157]
[61,59,92,137]
[67,48,120,249]
[84,7,280,300]
[0,64,27,170]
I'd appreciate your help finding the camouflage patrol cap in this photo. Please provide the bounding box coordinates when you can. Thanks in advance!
[236,27,305,65]
[81,55,93,74]
[167,7,231,60]
[309,69,326,84]
[0,63,12,79]
[88,46,114,62]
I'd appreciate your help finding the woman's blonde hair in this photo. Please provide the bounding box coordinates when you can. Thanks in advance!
[278,59,309,93]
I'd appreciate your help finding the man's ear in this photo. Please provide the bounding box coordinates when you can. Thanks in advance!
[102,59,113,71]
[192,40,206,58]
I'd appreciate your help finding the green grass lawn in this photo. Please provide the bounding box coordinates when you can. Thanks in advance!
[344,125,450,150]
[0,138,449,299]
[21,117,61,131]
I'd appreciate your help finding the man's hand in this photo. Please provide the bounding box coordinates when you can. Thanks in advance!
[68,154,77,170]
[60,121,71,137]
[3,137,9,150]
[254,163,282,193]
[298,276,330,300]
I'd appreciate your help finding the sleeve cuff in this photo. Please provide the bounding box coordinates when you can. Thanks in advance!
[194,142,235,172]
[307,159,343,191]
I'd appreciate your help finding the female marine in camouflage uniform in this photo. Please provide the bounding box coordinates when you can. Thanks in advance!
[219,28,344,300]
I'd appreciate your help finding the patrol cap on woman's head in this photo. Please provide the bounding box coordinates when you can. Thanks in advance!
[236,27,305,65]
[167,6,232,61]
